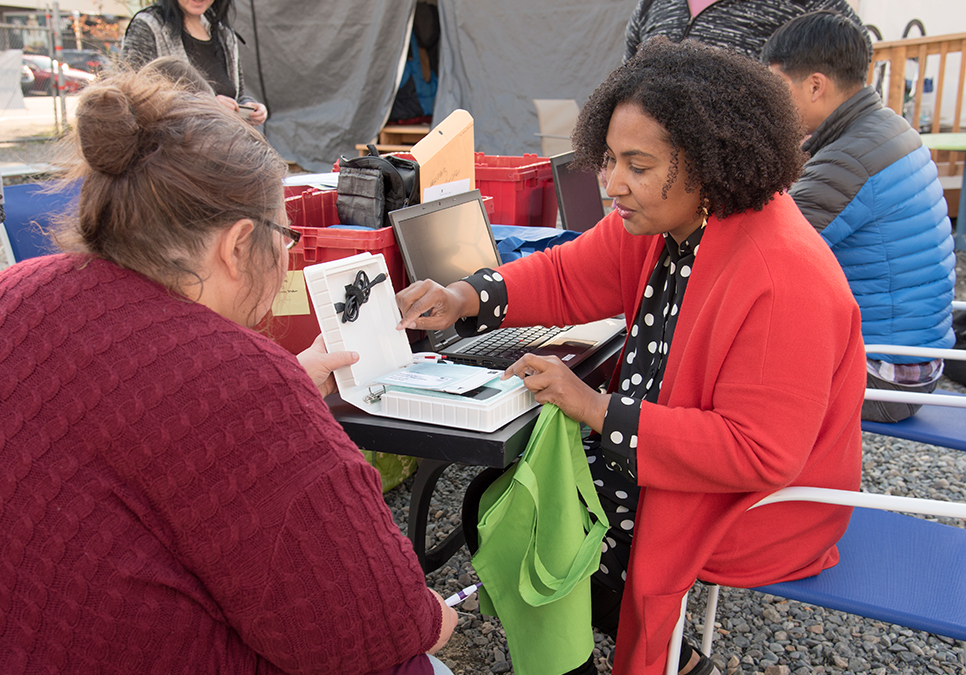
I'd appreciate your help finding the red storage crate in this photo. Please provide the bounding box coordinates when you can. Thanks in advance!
[482,194,495,218]
[295,226,407,293]
[285,187,339,229]
[266,188,410,355]
[474,152,558,228]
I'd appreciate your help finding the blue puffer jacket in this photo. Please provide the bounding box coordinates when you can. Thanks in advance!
[790,86,955,362]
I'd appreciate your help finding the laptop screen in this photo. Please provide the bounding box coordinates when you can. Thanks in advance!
[390,190,502,350]
[550,151,605,232]
[390,189,501,287]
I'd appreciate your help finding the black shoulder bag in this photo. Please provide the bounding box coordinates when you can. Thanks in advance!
[336,144,420,229]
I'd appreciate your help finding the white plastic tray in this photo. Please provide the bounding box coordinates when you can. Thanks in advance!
[303,252,537,432]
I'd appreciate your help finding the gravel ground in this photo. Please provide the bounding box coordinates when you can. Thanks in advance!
[2,136,965,674]
[386,424,966,675]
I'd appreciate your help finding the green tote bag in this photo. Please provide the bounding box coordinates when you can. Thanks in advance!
[472,404,608,675]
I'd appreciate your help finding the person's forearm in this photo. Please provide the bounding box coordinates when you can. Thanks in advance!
[582,391,611,433]
[450,279,480,318]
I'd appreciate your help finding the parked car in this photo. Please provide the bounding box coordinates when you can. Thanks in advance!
[58,49,113,75]
[20,63,34,95]
[22,54,95,95]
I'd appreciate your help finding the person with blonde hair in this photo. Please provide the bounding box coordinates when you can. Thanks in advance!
[0,69,456,675]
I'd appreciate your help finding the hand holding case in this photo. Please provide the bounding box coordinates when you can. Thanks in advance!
[303,252,537,432]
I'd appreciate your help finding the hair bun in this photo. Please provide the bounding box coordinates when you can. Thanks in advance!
[76,85,142,176]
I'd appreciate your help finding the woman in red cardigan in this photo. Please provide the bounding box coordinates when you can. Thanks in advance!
[0,68,456,674]
[398,37,865,675]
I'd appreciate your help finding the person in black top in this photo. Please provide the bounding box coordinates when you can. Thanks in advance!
[121,0,267,125]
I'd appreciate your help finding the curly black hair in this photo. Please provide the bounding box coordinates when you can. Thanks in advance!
[572,37,806,218]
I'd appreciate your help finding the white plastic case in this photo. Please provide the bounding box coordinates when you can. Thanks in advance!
[303,252,537,432]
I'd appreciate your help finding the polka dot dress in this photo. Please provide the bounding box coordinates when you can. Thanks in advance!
[597,227,703,478]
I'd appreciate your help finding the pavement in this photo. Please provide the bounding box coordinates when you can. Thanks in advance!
[0,94,304,179]
[0,93,76,178]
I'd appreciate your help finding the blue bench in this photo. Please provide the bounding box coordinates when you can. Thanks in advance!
[2,181,79,263]
[861,389,966,452]
[668,489,966,675]
[754,505,966,641]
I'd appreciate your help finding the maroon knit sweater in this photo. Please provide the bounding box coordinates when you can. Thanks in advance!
[0,254,441,675]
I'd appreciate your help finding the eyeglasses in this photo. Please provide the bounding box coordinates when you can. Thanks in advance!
[260,219,301,250]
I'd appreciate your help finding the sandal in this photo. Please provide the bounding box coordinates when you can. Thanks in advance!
[685,652,720,675]
[679,640,720,675]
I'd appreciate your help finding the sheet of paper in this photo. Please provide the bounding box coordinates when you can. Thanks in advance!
[375,362,501,394]
[282,173,339,189]
[423,178,471,201]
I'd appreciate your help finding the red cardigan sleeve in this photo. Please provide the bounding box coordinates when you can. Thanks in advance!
[497,211,655,330]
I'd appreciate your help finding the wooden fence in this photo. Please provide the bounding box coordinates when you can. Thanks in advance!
[869,32,966,182]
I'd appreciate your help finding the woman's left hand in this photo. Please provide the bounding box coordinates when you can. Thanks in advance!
[245,102,268,125]
[214,96,267,125]
[297,334,359,398]
[503,353,610,431]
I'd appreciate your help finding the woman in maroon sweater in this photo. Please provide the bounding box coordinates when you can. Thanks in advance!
[0,68,456,674]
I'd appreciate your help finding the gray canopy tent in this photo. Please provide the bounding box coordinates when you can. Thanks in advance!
[231,0,637,172]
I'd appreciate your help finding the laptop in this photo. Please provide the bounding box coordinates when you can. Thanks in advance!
[550,151,606,232]
[390,189,624,369]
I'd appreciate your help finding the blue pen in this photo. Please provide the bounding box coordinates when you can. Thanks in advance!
[444,582,483,607]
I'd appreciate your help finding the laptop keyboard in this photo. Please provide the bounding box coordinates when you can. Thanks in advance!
[458,325,568,362]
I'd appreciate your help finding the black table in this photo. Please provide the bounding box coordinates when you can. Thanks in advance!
[327,336,623,571]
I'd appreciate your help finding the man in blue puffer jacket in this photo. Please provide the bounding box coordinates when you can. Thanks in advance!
[762,10,955,423]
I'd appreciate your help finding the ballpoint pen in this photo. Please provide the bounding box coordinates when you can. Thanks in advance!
[444,582,483,607]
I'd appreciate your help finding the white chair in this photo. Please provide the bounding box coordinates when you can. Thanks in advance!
[0,220,15,269]
[861,343,966,450]
[662,342,966,675]
[661,338,966,673]
[664,488,966,674]
[1,181,75,263]
[665,487,966,675]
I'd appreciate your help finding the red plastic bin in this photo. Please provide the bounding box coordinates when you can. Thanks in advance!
[267,188,410,355]
[474,152,558,228]
[296,226,407,293]
[284,188,339,229]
